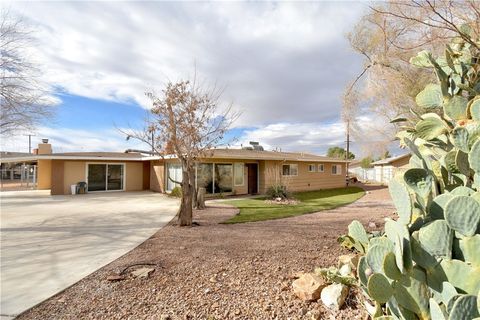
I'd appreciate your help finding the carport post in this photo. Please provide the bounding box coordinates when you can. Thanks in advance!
[33,165,37,188]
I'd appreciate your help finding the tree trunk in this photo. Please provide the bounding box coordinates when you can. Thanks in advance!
[178,161,193,226]
[196,187,206,210]
[190,165,197,209]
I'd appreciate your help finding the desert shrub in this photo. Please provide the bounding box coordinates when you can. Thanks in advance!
[170,186,182,198]
[336,32,480,319]
[266,184,290,199]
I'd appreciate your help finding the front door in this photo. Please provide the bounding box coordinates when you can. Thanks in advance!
[246,163,258,194]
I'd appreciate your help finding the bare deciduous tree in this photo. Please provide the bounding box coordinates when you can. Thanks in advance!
[126,78,238,226]
[1,10,55,136]
[343,0,479,156]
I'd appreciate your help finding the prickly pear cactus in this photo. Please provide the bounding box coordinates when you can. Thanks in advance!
[339,32,480,319]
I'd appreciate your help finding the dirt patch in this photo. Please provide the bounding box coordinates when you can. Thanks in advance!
[17,184,394,320]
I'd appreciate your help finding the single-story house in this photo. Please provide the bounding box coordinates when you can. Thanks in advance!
[0,141,350,196]
[348,161,375,182]
[372,153,411,184]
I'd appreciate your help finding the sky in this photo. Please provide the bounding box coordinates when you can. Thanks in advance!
[1,1,374,156]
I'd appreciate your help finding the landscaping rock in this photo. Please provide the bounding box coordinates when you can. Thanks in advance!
[292,273,325,301]
[106,275,126,282]
[131,267,154,279]
[338,264,352,277]
[320,283,349,310]
[337,254,359,275]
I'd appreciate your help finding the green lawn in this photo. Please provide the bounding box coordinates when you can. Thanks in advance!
[223,186,365,224]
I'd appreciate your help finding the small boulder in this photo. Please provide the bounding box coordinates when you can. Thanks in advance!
[292,273,325,301]
[338,254,359,275]
[338,264,352,277]
[320,283,349,310]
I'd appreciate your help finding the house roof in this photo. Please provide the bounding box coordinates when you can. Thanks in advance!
[0,148,349,163]
[0,152,150,163]
[199,148,349,163]
[372,153,411,165]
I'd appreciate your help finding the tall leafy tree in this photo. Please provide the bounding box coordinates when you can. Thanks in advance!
[327,146,355,160]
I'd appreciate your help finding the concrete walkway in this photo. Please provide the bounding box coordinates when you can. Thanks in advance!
[0,190,179,319]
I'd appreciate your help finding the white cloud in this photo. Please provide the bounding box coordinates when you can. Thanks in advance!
[0,126,149,153]
[8,1,367,127]
[237,121,346,155]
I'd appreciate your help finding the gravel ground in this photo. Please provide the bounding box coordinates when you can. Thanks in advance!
[17,184,394,320]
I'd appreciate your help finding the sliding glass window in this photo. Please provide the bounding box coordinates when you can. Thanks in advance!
[87,164,124,192]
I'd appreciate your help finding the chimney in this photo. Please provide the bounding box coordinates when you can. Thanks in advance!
[37,138,52,155]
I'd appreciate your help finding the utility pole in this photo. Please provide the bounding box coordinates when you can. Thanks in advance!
[24,134,36,154]
[345,120,350,187]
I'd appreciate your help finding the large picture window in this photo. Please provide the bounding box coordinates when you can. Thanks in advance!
[282,164,298,176]
[234,163,244,186]
[87,164,124,192]
[215,164,233,193]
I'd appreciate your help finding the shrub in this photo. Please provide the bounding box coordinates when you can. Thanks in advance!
[169,186,182,198]
[337,32,480,319]
[266,184,290,199]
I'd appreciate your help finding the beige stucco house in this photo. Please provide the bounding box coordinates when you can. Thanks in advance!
[1,141,350,196]
[372,154,411,184]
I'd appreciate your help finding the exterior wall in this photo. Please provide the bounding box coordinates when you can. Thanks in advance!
[49,160,146,195]
[37,159,52,190]
[125,162,144,191]
[63,161,86,194]
[150,160,165,193]
[155,158,347,196]
[264,161,346,192]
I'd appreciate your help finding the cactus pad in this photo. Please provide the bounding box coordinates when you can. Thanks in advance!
[368,273,393,303]
[418,220,453,259]
[383,252,402,281]
[389,178,412,225]
[429,194,453,220]
[444,195,480,236]
[367,245,392,274]
[444,95,468,120]
[470,140,480,173]
[429,298,446,320]
[458,235,480,266]
[450,186,475,196]
[348,220,369,244]
[357,256,369,287]
[403,168,433,198]
[437,259,480,295]
[451,126,470,152]
[449,295,480,320]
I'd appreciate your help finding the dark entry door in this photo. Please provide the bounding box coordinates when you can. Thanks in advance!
[246,164,258,194]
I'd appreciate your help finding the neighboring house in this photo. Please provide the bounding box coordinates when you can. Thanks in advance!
[0,141,349,196]
[348,161,375,182]
[372,154,411,184]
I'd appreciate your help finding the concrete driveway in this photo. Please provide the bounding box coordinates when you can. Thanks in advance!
[0,190,179,319]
